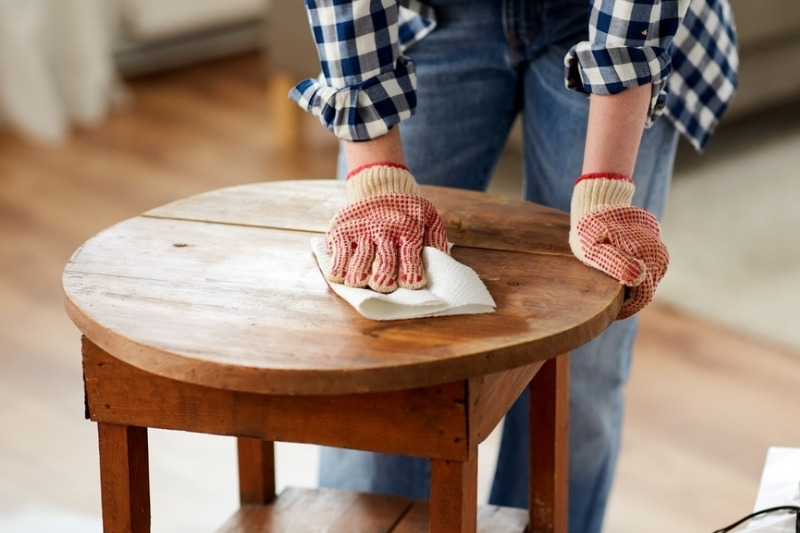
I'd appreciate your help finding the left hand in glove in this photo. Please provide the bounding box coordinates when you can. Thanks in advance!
[569,173,669,320]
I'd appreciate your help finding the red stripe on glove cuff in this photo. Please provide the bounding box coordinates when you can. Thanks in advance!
[346,162,410,181]
[575,173,633,185]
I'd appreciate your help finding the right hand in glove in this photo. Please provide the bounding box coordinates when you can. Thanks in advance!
[325,163,449,293]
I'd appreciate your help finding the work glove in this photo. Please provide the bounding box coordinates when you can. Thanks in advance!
[569,173,669,320]
[325,162,449,293]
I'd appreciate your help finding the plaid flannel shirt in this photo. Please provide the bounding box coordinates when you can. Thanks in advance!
[291,0,738,151]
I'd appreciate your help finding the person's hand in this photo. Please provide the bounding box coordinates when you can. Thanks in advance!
[569,173,669,320]
[325,163,449,293]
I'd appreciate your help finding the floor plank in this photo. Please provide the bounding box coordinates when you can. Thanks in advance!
[606,304,800,533]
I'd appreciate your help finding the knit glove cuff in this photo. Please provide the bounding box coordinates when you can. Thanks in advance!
[569,173,635,220]
[346,162,420,202]
[569,173,637,272]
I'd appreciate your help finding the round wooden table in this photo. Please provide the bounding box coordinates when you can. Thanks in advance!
[63,180,622,533]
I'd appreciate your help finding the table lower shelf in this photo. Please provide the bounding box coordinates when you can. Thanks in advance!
[217,487,530,533]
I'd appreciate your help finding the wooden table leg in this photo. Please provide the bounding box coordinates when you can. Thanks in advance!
[97,423,150,533]
[429,455,478,533]
[529,354,570,533]
[237,437,276,505]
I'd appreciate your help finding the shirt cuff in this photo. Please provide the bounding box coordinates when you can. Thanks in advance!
[564,43,671,126]
[290,57,417,142]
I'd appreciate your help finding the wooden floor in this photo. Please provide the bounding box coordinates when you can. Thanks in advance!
[2,52,800,533]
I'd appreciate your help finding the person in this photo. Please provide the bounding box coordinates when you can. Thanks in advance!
[291,1,738,532]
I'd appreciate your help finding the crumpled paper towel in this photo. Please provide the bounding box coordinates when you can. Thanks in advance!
[311,237,495,321]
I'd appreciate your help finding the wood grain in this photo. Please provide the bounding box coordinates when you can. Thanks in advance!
[144,180,574,255]
[83,339,472,461]
[216,489,534,533]
[237,438,276,506]
[529,356,569,533]
[218,487,528,533]
[216,487,412,533]
[63,181,622,395]
[468,362,545,444]
[96,423,150,533]
[429,457,479,533]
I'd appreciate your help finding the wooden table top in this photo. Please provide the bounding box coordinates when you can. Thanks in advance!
[63,180,622,395]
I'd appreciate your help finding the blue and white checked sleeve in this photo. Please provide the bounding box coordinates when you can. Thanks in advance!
[294,0,736,150]
[290,0,435,142]
[565,0,686,126]
[665,0,738,150]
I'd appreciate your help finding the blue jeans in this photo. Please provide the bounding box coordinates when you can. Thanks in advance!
[322,2,679,532]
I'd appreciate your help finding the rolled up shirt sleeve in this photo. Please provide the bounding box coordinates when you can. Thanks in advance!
[291,0,435,142]
[565,0,687,125]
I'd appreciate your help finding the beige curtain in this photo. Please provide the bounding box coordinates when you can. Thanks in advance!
[0,0,119,143]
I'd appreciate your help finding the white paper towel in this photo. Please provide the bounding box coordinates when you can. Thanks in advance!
[311,237,495,321]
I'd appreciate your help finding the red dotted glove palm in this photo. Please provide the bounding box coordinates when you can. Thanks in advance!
[325,163,449,293]
[569,174,669,320]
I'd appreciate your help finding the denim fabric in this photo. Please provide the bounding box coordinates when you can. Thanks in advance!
[322,2,679,532]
